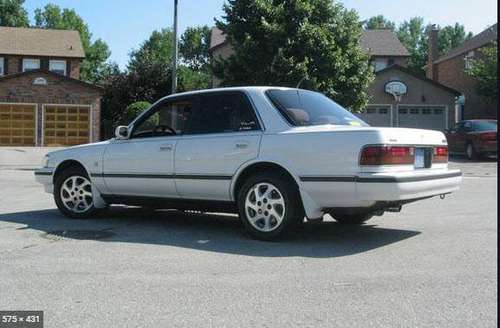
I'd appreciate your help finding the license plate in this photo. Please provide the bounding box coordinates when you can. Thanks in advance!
[415,148,425,168]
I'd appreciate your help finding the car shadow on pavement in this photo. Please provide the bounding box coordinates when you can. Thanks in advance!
[0,207,420,258]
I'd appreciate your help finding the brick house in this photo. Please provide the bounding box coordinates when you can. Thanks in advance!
[0,26,102,147]
[210,27,460,131]
[426,23,498,120]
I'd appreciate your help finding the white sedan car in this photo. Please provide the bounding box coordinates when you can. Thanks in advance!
[35,87,462,240]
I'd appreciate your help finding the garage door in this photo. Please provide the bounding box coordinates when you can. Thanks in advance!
[357,105,392,127]
[43,105,90,146]
[397,106,446,131]
[0,104,36,146]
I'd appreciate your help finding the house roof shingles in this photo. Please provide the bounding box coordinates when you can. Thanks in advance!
[0,26,85,58]
[210,27,227,51]
[360,29,410,57]
[210,27,410,57]
[434,23,497,64]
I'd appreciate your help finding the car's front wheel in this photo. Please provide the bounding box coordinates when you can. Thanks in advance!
[238,172,303,241]
[54,167,97,219]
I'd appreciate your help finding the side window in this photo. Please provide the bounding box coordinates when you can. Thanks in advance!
[463,121,472,131]
[131,99,193,139]
[186,93,260,135]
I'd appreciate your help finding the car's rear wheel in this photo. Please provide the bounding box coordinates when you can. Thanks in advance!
[332,213,373,225]
[54,167,97,219]
[237,172,303,241]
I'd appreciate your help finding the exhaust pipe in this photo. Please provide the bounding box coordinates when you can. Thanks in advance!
[385,205,402,213]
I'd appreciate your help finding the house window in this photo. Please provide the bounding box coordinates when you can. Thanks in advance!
[379,108,388,114]
[422,108,432,115]
[0,57,4,76]
[464,51,475,69]
[22,59,41,72]
[372,58,388,72]
[388,58,395,66]
[49,60,67,75]
[366,108,376,114]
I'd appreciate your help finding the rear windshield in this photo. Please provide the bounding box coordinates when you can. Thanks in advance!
[266,89,368,127]
[473,120,497,132]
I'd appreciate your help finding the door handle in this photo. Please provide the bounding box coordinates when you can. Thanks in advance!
[235,142,249,149]
[159,144,173,151]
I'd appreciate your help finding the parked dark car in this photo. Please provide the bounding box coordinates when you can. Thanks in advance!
[445,120,497,159]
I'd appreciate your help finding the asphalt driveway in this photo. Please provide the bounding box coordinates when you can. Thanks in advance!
[0,150,497,328]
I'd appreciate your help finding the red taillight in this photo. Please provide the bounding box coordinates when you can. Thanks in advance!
[360,146,414,165]
[433,146,448,163]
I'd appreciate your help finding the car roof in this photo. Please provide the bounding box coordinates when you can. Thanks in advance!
[161,86,304,99]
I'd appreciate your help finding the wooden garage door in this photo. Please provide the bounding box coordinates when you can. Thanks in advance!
[43,105,90,146]
[0,104,36,146]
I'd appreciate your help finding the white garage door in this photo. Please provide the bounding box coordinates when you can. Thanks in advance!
[397,106,446,131]
[357,105,392,127]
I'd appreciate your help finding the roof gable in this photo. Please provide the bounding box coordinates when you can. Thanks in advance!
[376,64,461,96]
[0,26,85,58]
[435,23,497,64]
[0,69,102,92]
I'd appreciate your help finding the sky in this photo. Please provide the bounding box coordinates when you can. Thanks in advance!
[24,0,498,69]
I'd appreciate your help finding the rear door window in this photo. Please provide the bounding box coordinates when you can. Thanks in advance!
[186,92,260,135]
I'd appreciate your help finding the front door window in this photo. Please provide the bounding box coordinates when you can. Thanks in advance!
[131,99,193,139]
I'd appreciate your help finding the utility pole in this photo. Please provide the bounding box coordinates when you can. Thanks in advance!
[171,0,179,94]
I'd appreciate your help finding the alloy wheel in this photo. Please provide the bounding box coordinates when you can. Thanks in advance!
[245,182,286,232]
[60,176,93,213]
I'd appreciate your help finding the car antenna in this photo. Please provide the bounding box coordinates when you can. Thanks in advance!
[296,73,309,89]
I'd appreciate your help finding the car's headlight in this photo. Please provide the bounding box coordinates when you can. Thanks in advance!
[42,155,50,168]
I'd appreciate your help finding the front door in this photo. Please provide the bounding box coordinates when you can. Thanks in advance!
[102,98,193,198]
[175,92,262,201]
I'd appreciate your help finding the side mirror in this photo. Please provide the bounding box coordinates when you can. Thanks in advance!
[115,126,130,139]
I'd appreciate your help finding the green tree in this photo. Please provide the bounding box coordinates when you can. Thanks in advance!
[128,29,173,72]
[396,17,428,75]
[214,0,374,111]
[180,25,212,71]
[438,23,473,56]
[34,3,110,82]
[124,101,151,124]
[0,0,29,27]
[364,15,395,30]
[129,27,211,90]
[466,42,498,102]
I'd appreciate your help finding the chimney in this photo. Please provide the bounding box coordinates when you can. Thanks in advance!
[427,24,439,80]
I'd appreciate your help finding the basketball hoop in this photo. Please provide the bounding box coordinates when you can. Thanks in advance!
[389,90,403,103]
[385,81,407,103]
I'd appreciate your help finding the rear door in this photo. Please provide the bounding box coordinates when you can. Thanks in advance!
[174,91,262,201]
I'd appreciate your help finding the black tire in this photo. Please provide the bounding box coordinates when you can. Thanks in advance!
[237,172,303,241]
[465,142,478,160]
[54,166,98,219]
[333,213,373,225]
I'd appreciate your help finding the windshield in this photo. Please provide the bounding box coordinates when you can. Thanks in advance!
[473,120,497,132]
[266,89,368,127]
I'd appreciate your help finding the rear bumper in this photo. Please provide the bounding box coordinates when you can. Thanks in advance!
[356,169,462,201]
[34,168,54,193]
[300,169,462,211]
